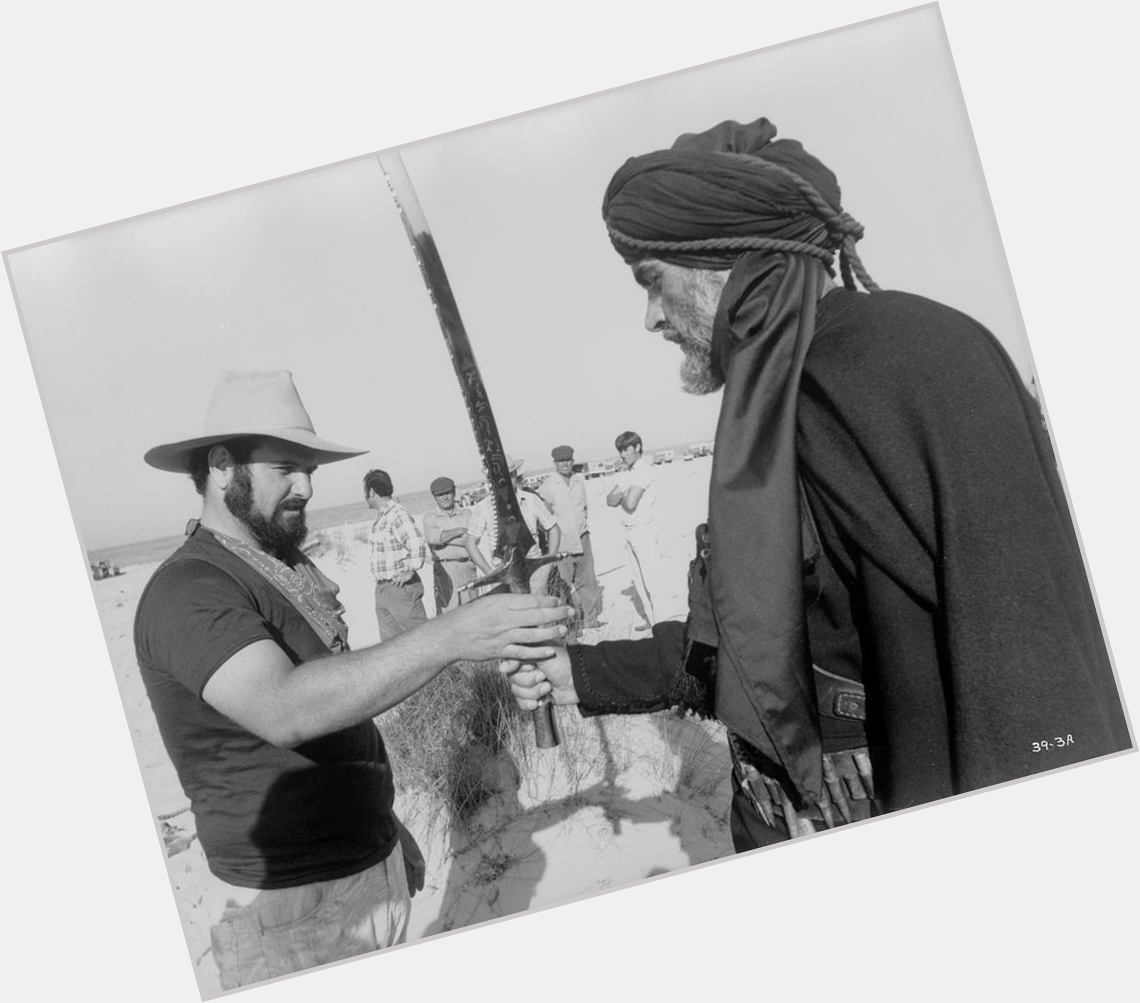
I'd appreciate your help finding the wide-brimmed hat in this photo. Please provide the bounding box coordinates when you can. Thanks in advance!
[144,370,367,473]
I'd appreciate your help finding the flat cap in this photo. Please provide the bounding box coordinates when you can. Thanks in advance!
[430,476,456,495]
[551,444,574,462]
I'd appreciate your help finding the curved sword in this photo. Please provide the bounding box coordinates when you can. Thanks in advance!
[377,147,559,749]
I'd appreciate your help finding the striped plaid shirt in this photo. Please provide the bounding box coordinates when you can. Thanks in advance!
[368,500,429,582]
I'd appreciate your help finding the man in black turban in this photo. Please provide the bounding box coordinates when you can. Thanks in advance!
[504,117,1130,848]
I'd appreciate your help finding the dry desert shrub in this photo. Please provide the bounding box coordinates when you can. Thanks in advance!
[301,527,346,563]
[305,523,370,567]
[380,648,730,840]
[509,701,728,810]
[379,661,530,832]
[300,530,335,561]
[653,710,730,796]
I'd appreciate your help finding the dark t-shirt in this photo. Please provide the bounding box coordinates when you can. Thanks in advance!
[134,527,398,888]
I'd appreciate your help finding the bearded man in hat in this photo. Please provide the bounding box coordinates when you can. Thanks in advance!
[538,444,601,625]
[134,371,570,991]
[503,118,1129,849]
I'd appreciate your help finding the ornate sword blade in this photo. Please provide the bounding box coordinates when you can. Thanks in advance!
[377,148,557,749]
[376,148,535,574]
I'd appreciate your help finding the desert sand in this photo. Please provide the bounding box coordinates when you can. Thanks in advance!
[93,456,734,996]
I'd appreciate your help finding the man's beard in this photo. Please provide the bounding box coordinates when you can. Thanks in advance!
[667,270,725,396]
[224,465,308,558]
[678,340,722,395]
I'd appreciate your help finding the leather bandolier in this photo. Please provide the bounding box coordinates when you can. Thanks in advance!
[728,668,878,837]
[684,484,882,842]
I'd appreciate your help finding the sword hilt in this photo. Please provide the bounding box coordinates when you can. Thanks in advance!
[500,545,561,749]
[532,702,558,749]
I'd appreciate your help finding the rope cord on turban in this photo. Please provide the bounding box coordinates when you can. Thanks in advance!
[605,229,835,264]
[601,118,881,804]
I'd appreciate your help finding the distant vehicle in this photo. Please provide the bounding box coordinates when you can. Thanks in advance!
[682,450,694,461]
[585,458,621,479]
[653,449,675,465]
[91,560,124,581]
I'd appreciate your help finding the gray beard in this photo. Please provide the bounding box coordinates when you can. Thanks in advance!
[670,268,726,396]
[679,343,723,395]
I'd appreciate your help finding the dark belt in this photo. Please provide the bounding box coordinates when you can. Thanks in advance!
[377,570,421,584]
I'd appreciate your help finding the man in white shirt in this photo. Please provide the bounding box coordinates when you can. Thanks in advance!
[538,444,601,625]
[606,430,674,629]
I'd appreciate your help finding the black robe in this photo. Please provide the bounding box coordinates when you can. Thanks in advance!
[569,289,1130,819]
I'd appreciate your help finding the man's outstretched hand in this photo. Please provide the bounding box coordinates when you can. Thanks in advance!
[439,593,573,663]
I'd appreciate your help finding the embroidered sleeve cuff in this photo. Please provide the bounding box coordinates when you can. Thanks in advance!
[569,621,689,716]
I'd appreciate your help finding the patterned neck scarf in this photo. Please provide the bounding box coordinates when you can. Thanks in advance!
[202,525,350,652]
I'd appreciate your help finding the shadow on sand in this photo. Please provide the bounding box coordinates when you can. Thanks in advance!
[424,713,732,935]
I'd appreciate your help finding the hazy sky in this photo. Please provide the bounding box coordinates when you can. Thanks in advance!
[9,8,1031,551]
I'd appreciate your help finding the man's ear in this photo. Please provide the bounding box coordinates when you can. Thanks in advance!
[208,444,236,488]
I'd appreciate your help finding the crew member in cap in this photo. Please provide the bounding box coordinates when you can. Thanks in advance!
[466,457,561,595]
[422,474,477,611]
[503,117,1129,848]
[538,444,601,626]
[134,371,569,992]
[364,468,429,641]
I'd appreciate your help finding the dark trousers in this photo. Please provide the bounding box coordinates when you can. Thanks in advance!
[374,572,428,642]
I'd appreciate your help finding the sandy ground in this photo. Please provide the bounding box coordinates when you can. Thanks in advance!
[93,457,734,996]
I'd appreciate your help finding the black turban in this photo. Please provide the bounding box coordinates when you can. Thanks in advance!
[602,118,880,804]
[602,118,868,277]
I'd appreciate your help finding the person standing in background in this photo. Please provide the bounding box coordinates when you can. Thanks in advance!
[607,430,675,629]
[364,468,429,640]
[422,475,477,611]
[539,444,601,625]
